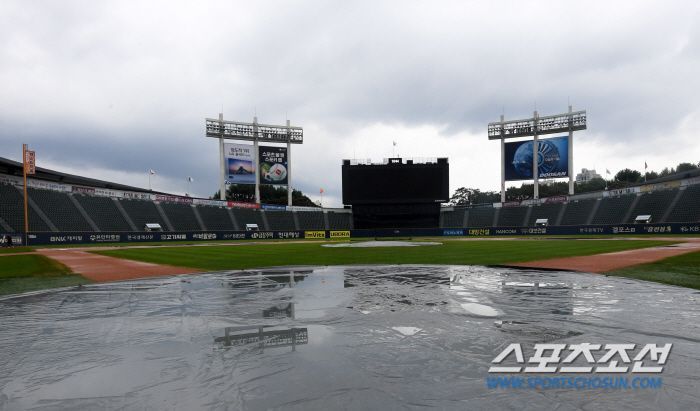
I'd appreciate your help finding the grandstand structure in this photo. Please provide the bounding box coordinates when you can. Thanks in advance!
[0,157,350,238]
[2,155,700,244]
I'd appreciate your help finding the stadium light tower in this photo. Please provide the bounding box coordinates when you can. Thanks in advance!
[205,114,303,205]
[488,106,586,201]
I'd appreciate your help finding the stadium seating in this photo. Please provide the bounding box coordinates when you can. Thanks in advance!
[231,208,266,230]
[28,188,93,232]
[496,206,528,227]
[0,183,51,232]
[197,205,235,231]
[160,202,201,231]
[559,198,597,226]
[467,207,495,228]
[297,211,325,230]
[74,194,132,232]
[441,209,464,228]
[628,189,678,224]
[666,184,700,223]
[328,211,351,230]
[119,198,168,231]
[527,202,564,226]
[265,210,297,230]
[591,194,637,225]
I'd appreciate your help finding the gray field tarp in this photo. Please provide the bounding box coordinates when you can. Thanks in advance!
[1,265,699,410]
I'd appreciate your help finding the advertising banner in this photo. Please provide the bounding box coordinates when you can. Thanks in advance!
[641,181,681,192]
[604,187,639,197]
[224,143,255,185]
[504,136,569,181]
[261,204,286,211]
[156,195,193,204]
[228,201,260,209]
[259,146,288,185]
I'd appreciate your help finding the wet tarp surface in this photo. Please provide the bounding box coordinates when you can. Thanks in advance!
[1,265,699,410]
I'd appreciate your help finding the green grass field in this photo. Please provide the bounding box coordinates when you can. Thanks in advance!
[2,238,697,296]
[606,250,700,289]
[92,239,677,271]
[0,254,93,296]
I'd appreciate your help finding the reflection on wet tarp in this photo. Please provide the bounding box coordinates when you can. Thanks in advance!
[214,326,308,351]
[1,264,700,410]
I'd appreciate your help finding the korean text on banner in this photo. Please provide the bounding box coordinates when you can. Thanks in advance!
[224,143,255,185]
[24,151,36,175]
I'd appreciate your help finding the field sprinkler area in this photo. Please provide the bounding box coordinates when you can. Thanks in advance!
[1,265,699,409]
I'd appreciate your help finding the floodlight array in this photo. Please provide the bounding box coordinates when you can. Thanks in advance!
[488,110,586,139]
[205,119,303,143]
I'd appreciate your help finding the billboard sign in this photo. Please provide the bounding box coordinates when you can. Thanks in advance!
[504,136,569,181]
[259,145,288,185]
[224,143,255,184]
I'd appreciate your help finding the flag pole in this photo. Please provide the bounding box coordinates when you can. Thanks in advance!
[23,144,28,246]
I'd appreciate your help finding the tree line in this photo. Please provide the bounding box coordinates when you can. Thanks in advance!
[448,161,700,205]
[211,185,319,207]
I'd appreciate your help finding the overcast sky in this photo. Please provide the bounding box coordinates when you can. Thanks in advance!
[2,1,700,207]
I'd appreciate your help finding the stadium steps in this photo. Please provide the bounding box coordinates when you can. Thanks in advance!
[265,210,296,230]
[292,211,301,230]
[492,208,500,227]
[496,206,528,227]
[191,206,207,231]
[26,189,72,232]
[154,202,175,231]
[323,212,330,230]
[159,202,202,231]
[197,205,235,231]
[527,202,563,226]
[559,199,597,226]
[555,202,567,225]
[227,208,241,230]
[591,195,636,225]
[523,207,533,227]
[660,189,684,223]
[112,198,139,231]
[260,211,271,230]
[0,216,13,232]
[231,208,266,230]
[119,198,169,231]
[665,184,700,223]
[621,195,642,224]
[0,184,53,232]
[462,210,469,228]
[75,195,132,232]
[585,199,601,225]
[68,194,100,232]
[297,211,325,230]
[627,189,678,224]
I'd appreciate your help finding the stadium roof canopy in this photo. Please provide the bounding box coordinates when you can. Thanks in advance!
[0,156,172,195]
[643,167,700,185]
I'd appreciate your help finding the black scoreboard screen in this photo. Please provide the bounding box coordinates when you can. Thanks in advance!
[342,160,449,205]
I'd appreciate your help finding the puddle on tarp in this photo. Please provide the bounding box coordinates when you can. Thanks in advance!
[1,265,699,410]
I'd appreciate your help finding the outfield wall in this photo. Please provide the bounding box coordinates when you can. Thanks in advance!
[17,222,700,246]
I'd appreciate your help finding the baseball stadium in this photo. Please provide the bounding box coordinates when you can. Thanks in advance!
[1,106,700,409]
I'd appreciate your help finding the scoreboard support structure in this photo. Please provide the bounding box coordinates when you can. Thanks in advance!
[489,106,586,201]
[206,114,303,206]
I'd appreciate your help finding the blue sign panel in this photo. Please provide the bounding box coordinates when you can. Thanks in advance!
[504,136,569,181]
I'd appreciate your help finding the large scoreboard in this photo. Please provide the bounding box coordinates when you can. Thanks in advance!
[342,158,449,205]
